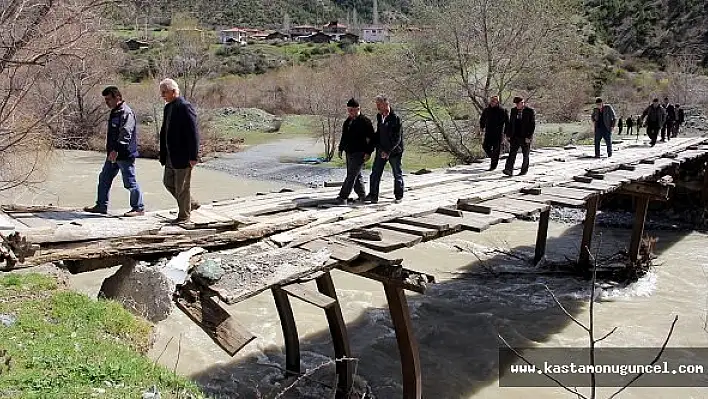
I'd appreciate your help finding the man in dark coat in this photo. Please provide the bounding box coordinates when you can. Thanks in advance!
[335,98,376,205]
[366,95,404,204]
[502,97,535,176]
[673,104,684,138]
[641,98,666,147]
[626,116,634,136]
[661,97,675,142]
[479,96,509,171]
[159,78,200,223]
[591,98,616,158]
[84,86,145,217]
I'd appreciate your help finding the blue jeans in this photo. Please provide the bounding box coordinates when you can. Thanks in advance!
[369,151,404,200]
[594,129,612,157]
[96,159,144,211]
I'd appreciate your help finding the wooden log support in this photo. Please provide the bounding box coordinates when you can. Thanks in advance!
[629,196,650,263]
[578,196,599,268]
[534,209,550,265]
[315,272,353,399]
[271,287,300,376]
[703,161,708,206]
[618,182,671,201]
[383,283,422,399]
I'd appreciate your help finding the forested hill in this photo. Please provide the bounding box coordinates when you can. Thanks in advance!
[585,0,708,65]
[138,0,707,65]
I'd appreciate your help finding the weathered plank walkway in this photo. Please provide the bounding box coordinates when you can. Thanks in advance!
[1,137,708,398]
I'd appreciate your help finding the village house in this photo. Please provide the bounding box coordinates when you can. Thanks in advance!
[361,25,389,43]
[322,21,348,41]
[289,25,320,40]
[219,27,248,44]
[303,31,332,44]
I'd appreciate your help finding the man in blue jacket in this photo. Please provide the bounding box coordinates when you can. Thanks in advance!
[365,95,404,204]
[159,78,200,223]
[84,86,145,217]
[591,97,616,158]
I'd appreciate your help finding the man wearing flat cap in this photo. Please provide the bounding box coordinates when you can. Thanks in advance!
[335,98,376,205]
[503,96,535,176]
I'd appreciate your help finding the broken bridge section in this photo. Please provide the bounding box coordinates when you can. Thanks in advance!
[1,137,708,398]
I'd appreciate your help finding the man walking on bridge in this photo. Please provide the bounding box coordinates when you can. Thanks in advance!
[591,98,616,158]
[641,98,666,147]
[502,97,535,176]
[479,95,509,171]
[84,86,145,217]
[334,98,376,205]
[158,78,201,224]
[366,95,404,204]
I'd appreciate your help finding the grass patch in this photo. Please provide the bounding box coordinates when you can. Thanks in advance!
[212,112,319,146]
[0,273,203,399]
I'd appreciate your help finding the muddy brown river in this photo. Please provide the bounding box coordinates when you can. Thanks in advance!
[4,150,707,398]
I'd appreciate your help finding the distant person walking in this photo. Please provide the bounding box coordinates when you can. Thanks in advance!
[502,97,535,176]
[591,98,616,158]
[366,95,404,204]
[84,86,145,217]
[661,97,675,141]
[334,98,375,205]
[641,98,666,147]
[673,104,685,137]
[625,116,634,136]
[617,117,623,135]
[159,78,200,223]
[479,95,509,171]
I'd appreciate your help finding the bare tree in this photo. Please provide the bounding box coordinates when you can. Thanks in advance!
[390,0,583,161]
[666,53,703,105]
[0,0,112,191]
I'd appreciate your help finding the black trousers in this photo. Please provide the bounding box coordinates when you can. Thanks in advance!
[504,137,530,174]
[661,121,673,141]
[369,151,404,200]
[338,152,367,200]
[482,134,502,169]
[646,123,660,146]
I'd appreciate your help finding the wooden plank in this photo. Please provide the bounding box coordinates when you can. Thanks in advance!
[174,286,256,356]
[279,283,336,309]
[562,181,618,193]
[13,216,57,229]
[456,201,492,214]
[573,175,593,183]
[396,216,450,231]
[618,182,671,200]
[508,193,586,208]
[377,222,439,239]
[242,202,299,217]
[436,207,463,217]
[347,228,422,252]
[272,287,300,376]
[478,197,549,216]
[357,248,404,266]
[298,239,361,262]
[542,186,597,200]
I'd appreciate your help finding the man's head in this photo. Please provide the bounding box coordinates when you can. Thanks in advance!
[663,97,669,104]
[346,98,360,119]
[595,97,604,109]
[652,98,659,107]
[102,86,122,109]
[159,78,180,103]
[374,94,390,114]
[489,96,500,107]
[513,96,524,109]
[675,103,680,108]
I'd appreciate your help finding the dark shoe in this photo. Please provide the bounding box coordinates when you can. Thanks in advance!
[191,202,201,211]
[394,197,403,203]
[502,169,513,176]
[357,195,366,203]
[363,195,378,204]
[123,209,145,217]
[83,205,107,214]
[171,217,189,224]
[334,197,347,205]
[488,165,497,171]
[518,170,528,176]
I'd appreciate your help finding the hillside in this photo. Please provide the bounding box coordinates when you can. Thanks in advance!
[586,0,708,65]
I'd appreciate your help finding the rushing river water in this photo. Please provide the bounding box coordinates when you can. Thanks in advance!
[5,150,708,399]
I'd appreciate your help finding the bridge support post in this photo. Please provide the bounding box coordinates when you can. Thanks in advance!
[703,160,708,206]
[272,287,300,376]
[578,195,599,268]
[315,271,353,398]
[629,196,650,263]
[534,209,550,265]
[383,282,422,399]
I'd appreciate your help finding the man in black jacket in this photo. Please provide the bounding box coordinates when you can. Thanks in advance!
[335,98,376,205]
[503,97,535,176]
[159,78,200,223]
[366,95,404,203]
[661,97,675,142]
[672,103,684,138]
[479,96,509,171]
[84,86,145,217]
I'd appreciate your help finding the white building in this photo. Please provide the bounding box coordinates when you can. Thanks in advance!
[361,25,389,43]
[219,28,247,44]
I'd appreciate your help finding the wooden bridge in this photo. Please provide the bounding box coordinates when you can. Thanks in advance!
[1,137,708,398]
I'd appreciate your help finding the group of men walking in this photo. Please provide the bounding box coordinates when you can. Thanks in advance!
[640,97,686,146]
[84,79,200,224]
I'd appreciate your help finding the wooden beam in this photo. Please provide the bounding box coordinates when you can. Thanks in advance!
[573,175,593,183]
[315,272,353,398]
[377,222,439,239]
[578,196,599,268]
[279,282,336,309]
[629,196,650,263]
[383,283,422,399]
[618,182,671,201]
[174,285,256,356]
[436,206,463,217]
[272,287,300,376]
[534,209,550,265]
[703,161,708,206]
[456,201,492,214]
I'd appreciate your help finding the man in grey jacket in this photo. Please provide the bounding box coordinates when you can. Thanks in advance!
[591,98,616,158]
